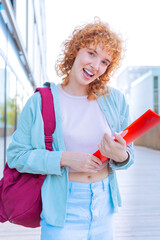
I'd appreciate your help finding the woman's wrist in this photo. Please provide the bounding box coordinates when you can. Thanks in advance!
[112,151,129,165]
[60,151,78,167]
[60,151,70,167]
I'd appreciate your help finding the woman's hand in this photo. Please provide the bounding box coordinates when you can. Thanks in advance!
[61,151,102,173]
[98,132,128,163]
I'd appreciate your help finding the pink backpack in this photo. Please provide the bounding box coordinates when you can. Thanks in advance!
[0,87,56,228]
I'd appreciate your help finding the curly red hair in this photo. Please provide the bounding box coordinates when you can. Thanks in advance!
[55,17,124,100]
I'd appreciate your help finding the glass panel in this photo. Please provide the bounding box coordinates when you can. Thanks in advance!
[154,90,158,104]
[0,55,5,175]
[154,76,158,89]
[7,33,33,97]
[6,66,17,149]
[153,77,159,114]
[16,79,25,122]
[0,9,7,55]
[154,105,158,114]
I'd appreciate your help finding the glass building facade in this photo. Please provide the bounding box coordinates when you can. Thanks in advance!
[0,0,47,176]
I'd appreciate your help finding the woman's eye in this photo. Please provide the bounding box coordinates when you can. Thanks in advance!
[89,52,94,56]
[102,61,110,66]
[102,61,107,65]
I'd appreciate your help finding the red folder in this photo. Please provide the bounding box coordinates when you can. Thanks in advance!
[93,109,160,163]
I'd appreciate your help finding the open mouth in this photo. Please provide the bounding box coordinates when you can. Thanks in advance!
[83,68,94,78]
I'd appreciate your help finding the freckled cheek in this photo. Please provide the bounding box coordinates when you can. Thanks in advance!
[80,54,91,64]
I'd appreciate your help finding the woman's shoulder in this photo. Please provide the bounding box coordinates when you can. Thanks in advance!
[107,85,124,99]
[102,85,126,107]
[24,90,41,110]
[104,85,129,111]
[25,81,58,109]
[17,91,42,126]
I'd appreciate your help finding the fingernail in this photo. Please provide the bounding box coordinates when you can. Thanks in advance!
[121,130,128,137]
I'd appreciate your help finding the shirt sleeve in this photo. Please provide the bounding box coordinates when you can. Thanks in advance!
[109,90,135,170]
[7,92,64,176]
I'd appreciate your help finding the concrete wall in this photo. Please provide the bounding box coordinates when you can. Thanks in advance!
[134,124,160,150]
[130,71,153,121]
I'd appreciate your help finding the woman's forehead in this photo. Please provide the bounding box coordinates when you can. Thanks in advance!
[87,43,112,61]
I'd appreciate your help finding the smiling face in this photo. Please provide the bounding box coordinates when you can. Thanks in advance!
[67,43,112,95]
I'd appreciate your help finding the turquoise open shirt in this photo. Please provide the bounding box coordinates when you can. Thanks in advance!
[7,82,134,227]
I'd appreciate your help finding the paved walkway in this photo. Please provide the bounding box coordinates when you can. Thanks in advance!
[0,146,160,240]
[114,146,160,240]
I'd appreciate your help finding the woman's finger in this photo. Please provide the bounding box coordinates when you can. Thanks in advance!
[114,132,126,145]
[91,155,102,165]
[103,132,113,143]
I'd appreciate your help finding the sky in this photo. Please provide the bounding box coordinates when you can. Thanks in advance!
[45,0,160,85]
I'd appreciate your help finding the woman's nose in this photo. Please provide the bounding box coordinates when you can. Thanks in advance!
[91,59,100,72]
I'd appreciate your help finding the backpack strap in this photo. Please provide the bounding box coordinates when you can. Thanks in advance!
[34,88,56,151]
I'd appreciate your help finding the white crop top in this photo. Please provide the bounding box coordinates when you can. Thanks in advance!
[57,84,112,171]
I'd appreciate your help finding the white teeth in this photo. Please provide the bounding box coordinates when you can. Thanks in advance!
[84,68,94,76]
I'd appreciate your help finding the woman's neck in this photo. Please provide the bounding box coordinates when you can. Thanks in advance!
[61,82,88,97]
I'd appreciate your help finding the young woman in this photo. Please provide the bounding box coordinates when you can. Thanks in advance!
[7,18,134,239]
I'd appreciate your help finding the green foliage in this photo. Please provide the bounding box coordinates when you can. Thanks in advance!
[0,104,4,123]
[0,98,21,126]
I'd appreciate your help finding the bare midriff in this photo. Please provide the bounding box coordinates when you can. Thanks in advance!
[69,164,109,183]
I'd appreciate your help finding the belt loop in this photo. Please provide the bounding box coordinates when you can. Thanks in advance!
[102,180,105,191]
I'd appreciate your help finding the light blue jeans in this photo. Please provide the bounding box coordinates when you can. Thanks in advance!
[41,177,114,240]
